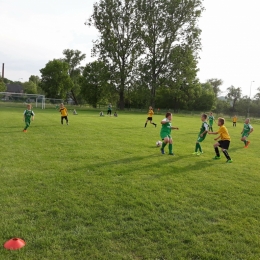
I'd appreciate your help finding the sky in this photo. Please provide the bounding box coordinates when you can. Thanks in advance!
[1,0,260,97]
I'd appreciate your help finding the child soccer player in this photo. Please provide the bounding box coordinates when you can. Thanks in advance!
[208,117,232,163]
[100,111,104,116]
[208,112,215,131]
[73,109,78,115]
[23,104,35,132]
[59,103,69,125]
[160,112,179,155]
[232,115,237,127]
[107,103,112,116]
[241,118,253,148]
[114,111,118,117]
[193,114,208,155]
[144,106,157,127]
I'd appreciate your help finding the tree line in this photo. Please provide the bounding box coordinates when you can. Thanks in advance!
[1,0,260,116]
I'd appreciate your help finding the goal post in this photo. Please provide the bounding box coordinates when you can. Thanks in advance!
[0,92,45,109]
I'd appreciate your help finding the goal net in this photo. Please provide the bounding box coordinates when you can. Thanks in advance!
[0,92,45,109]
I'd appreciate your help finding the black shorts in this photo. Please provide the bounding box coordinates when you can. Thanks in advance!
[218,140,230,150]
[147,117,153,121]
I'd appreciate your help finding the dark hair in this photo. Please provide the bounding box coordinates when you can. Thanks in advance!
[202,113,207,119]
[218,118,225,125]
[165,112,172,118]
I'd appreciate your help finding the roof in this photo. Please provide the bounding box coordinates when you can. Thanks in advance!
[6,83,24,93]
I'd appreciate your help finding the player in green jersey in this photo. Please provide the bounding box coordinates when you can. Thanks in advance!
[160,112,179,155]
[208,112,215,131]
[192,114,208,155]
[241,118,253,148]
[23,104,35,132]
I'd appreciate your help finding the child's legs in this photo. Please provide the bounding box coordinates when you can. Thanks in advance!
[61,116,64,124]
[24,120,30,130]
[168,137,173,153]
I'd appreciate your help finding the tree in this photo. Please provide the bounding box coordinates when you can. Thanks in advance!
[39,59,73,99]
[193,82,215,111]
[137,0,204,107]
[0,79,6,92]
[226,86,242,111]
[88,0,142,109]
[80,61,112,108]
[62,49,86,105]
[23,81,37,94]
[29,75,40,86]
[207,78,223,97]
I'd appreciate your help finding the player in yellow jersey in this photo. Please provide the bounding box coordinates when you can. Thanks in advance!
[144,106,157,127]
[232,115,237,127]
[59,103,69,125]
[208,117,232,163]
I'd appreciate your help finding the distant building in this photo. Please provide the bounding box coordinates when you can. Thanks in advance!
[6,83,23,93]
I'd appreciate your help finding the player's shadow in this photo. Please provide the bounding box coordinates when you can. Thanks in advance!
[82,153,209,177]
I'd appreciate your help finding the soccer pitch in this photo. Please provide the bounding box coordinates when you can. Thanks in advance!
[1,107,260,259]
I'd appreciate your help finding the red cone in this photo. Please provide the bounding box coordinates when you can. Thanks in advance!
[4,238,26,250]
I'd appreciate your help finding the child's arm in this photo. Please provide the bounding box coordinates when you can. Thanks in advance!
[213,135,221,141]
[249,127,254,134]
[208,131,218,135]
[240,128,244,134]
[171,126,179,130]
[161,119,169,124]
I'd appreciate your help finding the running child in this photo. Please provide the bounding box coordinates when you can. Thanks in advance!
[241,118,253,148]
[208,117,232,163]
[59,103,69,125]
[232,115,237,127]
[144,106,157,127]
[23,104,35,132]
[160,112,179,155]
[208,112,215,131]
[193,114,208,155]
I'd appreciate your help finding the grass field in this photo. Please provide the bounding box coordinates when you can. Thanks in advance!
[1,106,260,260]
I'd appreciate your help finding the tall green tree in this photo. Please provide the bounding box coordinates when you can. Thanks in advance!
[80,61,113,108]
[39,59,73,99]
[62,49,86,105]
[23,81,37,94]
[88,0,142,109]
[206,78,223,97]
[226,86,242,111]
[0,79,6,92]
[137,0,204,107]
[193,82,215,111]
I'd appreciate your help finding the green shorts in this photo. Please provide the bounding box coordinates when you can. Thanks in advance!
[242,133,249,138]
[197,135,206,142]
[160,133,172,140]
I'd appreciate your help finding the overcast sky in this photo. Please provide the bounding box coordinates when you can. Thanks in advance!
[1,0,259,97]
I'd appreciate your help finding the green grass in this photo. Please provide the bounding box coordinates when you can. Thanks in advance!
[1,107,260,260]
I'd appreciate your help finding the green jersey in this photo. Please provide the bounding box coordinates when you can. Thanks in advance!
[208,115,214,124]
[199,121,208,137]
[24,109,35,121]
[160,118,172,138]
[242,123,253,135]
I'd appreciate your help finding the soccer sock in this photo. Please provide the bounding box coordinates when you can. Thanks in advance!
[215,147,220,157]
[162,142,167,150]
[244,140,247,145]
[195,143,198,152]
[152,123,156,127]
[198,143,202,152]
[169,144,173,153]
[223,149,231,160]
[144,123,147,127]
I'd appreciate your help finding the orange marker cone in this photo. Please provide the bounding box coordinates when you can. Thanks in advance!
[4,238,26,250]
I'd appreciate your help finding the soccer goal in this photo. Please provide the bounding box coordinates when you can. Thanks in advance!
[0,92,45,109]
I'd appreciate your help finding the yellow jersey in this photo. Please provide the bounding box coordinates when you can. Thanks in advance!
[217,125,230,141]
[148,109,154,117]
[59,107,68,116]
[232,116,237,122]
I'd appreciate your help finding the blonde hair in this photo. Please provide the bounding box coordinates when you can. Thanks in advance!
[218,117,225,125]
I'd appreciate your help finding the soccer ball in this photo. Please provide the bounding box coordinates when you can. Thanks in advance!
[156,141,162,147]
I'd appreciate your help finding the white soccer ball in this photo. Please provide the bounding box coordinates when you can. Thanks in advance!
[156,141,162,147]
